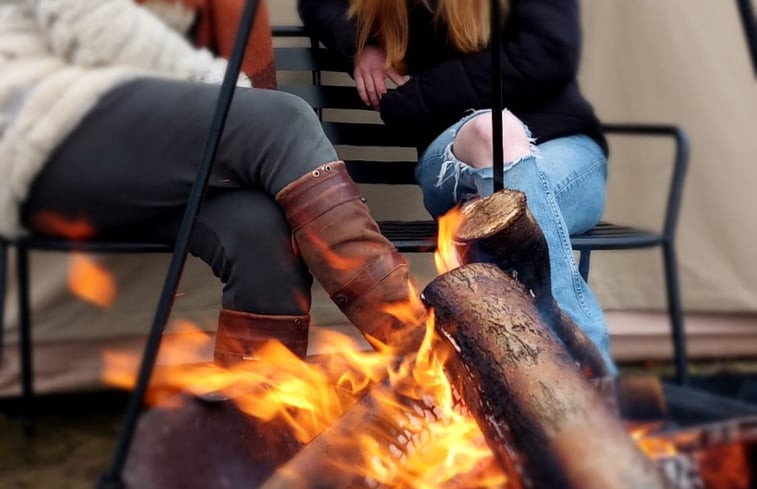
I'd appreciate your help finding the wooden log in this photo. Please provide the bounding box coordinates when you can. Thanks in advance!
[257,378,449,489]
[422,262,672,489]
[454,189,609,379]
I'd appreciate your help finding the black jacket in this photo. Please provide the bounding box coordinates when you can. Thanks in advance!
[298,0,607,155]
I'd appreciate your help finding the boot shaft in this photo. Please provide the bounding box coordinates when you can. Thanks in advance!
[276,161,427,350]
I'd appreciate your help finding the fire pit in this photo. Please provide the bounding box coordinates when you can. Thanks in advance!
[105,190,757,489]
[113,344,757,489]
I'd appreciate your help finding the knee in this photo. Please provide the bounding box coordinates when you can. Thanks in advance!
[267,91,323,137]
[225,199,294,255]
[500,111,531,162]
[452,111,532,168]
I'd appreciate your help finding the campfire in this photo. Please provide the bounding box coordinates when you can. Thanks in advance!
[98,190,757,489]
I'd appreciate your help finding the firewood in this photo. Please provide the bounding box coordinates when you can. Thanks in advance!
[454,189,609,379]
[422,262,672,489]
[257,378,447,489]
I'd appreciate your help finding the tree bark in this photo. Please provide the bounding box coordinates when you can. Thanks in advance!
[422,262,672,489]
[454,189,609,379]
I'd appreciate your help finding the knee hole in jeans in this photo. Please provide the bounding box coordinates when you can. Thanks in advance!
[451,112,531,169]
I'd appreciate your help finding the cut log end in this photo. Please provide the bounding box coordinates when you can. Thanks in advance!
[456,189,526,243]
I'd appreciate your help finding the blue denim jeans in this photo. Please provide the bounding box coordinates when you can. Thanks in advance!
[416,110,615,371]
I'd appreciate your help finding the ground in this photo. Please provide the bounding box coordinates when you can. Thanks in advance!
[0,392,124,489]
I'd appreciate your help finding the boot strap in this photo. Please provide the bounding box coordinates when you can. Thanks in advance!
[330,250,406,308]
[276,161,363,231]
[287,181,362,231]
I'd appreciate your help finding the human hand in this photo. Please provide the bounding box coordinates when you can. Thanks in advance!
[354,46,407,109]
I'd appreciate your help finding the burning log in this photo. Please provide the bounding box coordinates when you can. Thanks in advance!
[454,189,608,379]
[423,262,672,489]
[257,378,454,489]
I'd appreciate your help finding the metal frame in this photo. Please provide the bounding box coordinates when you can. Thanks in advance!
[737,0,757,76]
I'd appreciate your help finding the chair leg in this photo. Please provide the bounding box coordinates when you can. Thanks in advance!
[578,250,591,281]
[16,245,35,435]
[662,241,689,386]
[0,242,6,365]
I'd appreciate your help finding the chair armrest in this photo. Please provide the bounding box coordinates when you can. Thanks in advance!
[600,124,690,240]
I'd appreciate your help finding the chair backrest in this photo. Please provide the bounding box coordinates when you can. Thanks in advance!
[273,27,419,186]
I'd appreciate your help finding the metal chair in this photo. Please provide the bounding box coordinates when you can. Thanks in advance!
[0,237,172,434]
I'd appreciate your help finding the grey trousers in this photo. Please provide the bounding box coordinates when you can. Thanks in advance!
[22,78,339,316]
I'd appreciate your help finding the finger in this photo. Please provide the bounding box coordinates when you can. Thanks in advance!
[354,69,371,106]
[363,72,380,108]
[372,70,388,96]
[386,69,407,87]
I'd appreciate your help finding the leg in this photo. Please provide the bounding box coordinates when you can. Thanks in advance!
[421,111,614,369]
[23,77,425,353]
[22,80,322,361]
[275,162,428,352]
[23,78,339,235]
[146,190,313,363]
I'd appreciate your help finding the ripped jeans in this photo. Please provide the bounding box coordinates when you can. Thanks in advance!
[415,109,615,370]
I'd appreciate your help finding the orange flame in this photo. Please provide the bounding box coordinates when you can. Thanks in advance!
[102,316,507,488]
[434,205,464,274]
[629,422,678,458]
[27,211,95,240]
[67,253,116,308]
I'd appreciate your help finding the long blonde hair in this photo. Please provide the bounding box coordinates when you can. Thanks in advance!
[349,0,509,71]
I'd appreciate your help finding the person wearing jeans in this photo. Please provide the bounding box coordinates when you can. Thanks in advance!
[415,109,613,370]
[298,0,616,369]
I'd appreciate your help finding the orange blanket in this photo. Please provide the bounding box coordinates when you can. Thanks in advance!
[140,0,276,88]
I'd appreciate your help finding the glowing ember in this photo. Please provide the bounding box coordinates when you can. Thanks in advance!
[698,443,752,489]
[434,205,464,274]
[67,252,116,308]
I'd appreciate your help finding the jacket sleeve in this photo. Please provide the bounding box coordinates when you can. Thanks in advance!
[31,0,250,86]
[297,0,358,63]
[380,0,581,128]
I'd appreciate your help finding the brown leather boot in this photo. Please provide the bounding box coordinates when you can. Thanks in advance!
[275,161,427,351]
[214,308,310,367]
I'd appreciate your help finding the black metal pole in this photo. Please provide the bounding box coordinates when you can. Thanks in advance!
[97,1,260,487]
[736,0,757,77]
[490,0,504,192]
